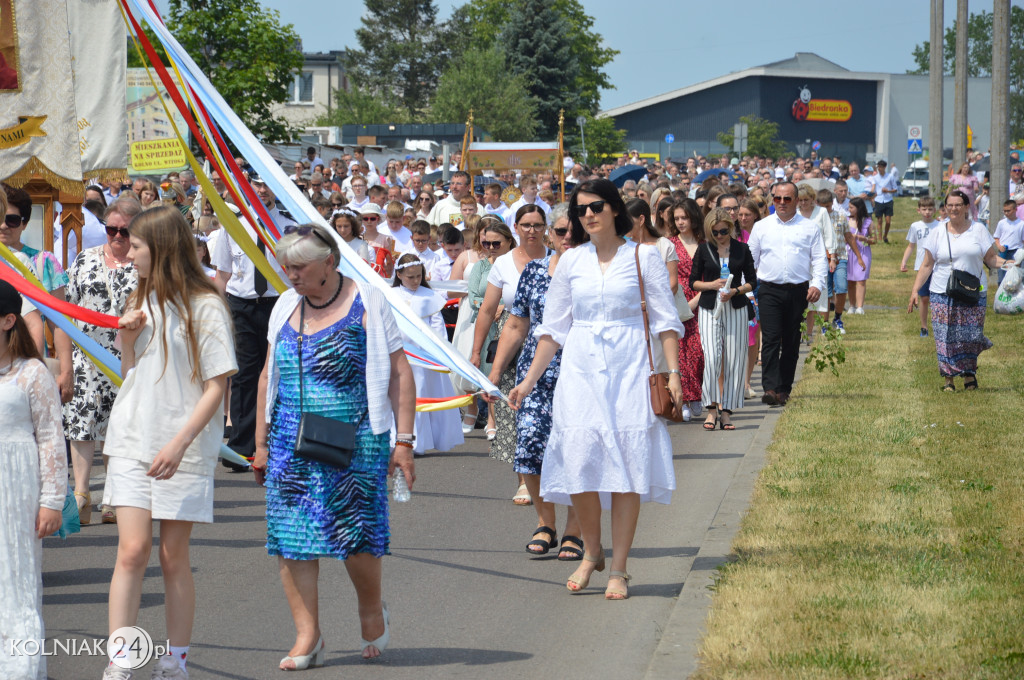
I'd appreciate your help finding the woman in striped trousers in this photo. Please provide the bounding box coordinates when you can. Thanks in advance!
[689,208,757,430]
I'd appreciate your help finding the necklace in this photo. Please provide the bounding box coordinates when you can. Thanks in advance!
[305,272,344,310]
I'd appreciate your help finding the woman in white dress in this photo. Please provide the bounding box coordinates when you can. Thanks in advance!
[0,281,65,680]
[509,179,684,600]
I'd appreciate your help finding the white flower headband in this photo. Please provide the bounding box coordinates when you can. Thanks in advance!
[395,259,423,271]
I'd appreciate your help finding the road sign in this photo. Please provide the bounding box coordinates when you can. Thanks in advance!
[811,140,821,151]
[908,139,923,154]
[665,133,675,144]
[908,124,923,140]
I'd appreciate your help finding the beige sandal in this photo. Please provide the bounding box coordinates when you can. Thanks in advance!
[512,483,532,506]
[605,570,631,600]
[101,505,117,524]
[567,548,605,592]
[74,492,91,526]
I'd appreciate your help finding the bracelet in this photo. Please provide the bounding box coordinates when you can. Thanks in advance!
[396,433,415,441]
[667,369,680,375]
[395,441,414,450]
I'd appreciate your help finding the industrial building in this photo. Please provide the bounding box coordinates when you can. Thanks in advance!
[600,53,993,169]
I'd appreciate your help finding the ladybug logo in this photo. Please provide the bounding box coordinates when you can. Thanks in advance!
[792,85,812,121]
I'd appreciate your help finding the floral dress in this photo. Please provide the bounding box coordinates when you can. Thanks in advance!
[62,246,137,441]
[510,257,561,476]
[669,237,704,402]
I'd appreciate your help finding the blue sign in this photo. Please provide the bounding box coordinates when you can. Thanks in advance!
[908,139,923,154]
[811,141,821,151]
[665,133,675,144]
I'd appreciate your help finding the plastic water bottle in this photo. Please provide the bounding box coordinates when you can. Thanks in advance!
[392,470,411,503]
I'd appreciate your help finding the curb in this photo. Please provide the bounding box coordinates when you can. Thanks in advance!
[644,352,807,679]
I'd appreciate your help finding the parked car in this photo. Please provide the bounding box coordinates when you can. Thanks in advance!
[900,159,951,197]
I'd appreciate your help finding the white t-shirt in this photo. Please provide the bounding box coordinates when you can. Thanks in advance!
[654,237,679,265]
[104,293,238,476]
[923,222,994,296]
[994,217,1024,250]
[487,251,524,307]
[906,219,941,270]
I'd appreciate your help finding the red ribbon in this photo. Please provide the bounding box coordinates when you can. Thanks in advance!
[0,264,121,328]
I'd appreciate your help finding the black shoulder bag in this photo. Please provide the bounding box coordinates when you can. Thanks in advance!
[293,300,365,468]
[944,228,981,305]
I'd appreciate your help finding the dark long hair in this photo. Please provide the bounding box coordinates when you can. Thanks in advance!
[625,197,659,239]
[849,197,869,232]
[668,198,706,243]
[568,179,632,245]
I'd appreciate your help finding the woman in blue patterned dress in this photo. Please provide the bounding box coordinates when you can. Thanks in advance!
[254,224,416,671]
[488,208,582,560]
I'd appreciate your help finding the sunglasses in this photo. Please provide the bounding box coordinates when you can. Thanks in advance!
[772,195,795,203]
[481,240,504,249]
[105,225,130,238]
[3,214,24,228]
[574,200,606,217]
[553,228,569,237]
[712,228,731,237]
[362,215,380,222]
[331,202,344,207]
[283,224,334,248]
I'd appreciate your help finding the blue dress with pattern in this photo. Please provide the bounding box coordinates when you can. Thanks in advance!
[511,257,562,475]
[265,294,392,560]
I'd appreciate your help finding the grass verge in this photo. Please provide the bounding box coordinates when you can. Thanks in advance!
[694,198,1024,679]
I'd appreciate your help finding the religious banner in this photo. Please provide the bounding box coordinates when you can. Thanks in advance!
[464,142,561,174]
[0,0,82,191]
[126,68,189,175]
[67,0,128,182]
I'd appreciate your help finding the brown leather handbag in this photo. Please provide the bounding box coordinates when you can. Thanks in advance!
[635,246,683,422]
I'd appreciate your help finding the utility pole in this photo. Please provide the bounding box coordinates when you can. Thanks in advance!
[929,0,944,197]
[989,0,1011,231]
[952,0,968,169]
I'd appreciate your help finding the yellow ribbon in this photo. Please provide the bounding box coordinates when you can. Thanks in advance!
[0,116,47,149]
[414,394,475,412]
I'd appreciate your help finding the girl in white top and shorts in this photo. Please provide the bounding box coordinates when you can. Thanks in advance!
[102,207,237,680]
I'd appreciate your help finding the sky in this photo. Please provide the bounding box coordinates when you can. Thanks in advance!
[154,0,1023,111]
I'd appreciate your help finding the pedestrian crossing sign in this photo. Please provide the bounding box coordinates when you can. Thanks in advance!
[908,139,923,154]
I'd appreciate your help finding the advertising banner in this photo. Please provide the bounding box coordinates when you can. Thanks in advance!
[126,68,189,176]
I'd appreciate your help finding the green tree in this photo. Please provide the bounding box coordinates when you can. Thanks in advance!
[564,114,627,165]
[314,89,411,128]
[500,0,580,139]
[165,0,303,143]
[908,7,1024,141]
[345,0,449,120]
[717,115,790,158]
[445,0,617,116]
[429,47,538,141]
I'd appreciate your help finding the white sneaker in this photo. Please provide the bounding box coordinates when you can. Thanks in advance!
[681,405,692,422]
[150,655,188,679]
[102,666,133,680]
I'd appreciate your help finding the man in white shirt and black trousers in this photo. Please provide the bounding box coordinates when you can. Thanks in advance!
[747,181,828,407]
[211,173,295,469]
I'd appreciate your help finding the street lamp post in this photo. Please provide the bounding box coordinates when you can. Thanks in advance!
[576,115,588,164]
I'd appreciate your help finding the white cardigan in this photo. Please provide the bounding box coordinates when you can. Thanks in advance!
[264,282,404,435]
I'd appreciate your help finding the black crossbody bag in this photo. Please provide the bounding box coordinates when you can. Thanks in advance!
[944,228,981,305]
[293,300,366,468]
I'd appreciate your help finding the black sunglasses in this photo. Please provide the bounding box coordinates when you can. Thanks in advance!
[3,214,24,228]
[481,240,504,249]
[772,195,794,203]
[331,202,345,207]
[712,228,731,237]
[574,200,606,217]
[283,224,334,248]
[105,225,130,238]
[553,228,569,237]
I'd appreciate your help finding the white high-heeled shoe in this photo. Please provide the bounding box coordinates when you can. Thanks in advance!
[279,636,324,671]
[360,602,390,658]
[462,413,476,435]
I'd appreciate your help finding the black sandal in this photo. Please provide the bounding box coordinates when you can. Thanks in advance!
[526,526,557,555]
[963,375,978,391]
[942,383,956,393]
[703,407,718,431]
[557,535,584,561]
[719,409,735,430]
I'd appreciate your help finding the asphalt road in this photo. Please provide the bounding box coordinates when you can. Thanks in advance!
[41,362,785,680]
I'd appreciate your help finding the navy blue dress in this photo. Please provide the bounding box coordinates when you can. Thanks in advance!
[510,257,562,475]
[265,294,392,560]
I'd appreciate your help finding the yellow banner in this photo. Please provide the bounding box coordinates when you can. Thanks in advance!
[130,137,186,172]
[0,114,45,148]
[806,100,852,123]
[466,148,559,173]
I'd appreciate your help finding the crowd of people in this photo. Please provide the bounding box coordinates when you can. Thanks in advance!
[2,142,1021,679]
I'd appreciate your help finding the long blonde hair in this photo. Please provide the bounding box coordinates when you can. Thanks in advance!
[127,206,227,382]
